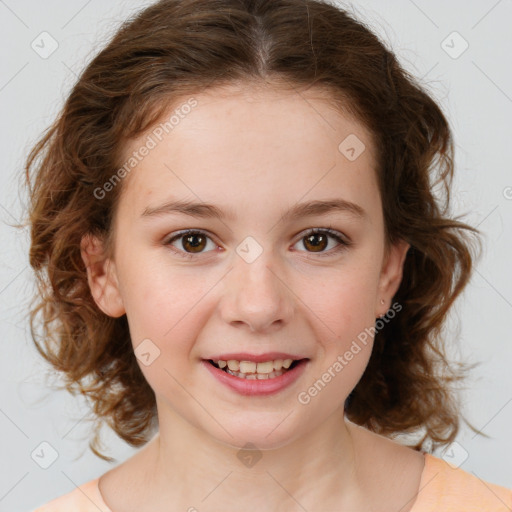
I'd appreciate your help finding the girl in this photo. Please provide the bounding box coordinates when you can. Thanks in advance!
[24,0,512,510]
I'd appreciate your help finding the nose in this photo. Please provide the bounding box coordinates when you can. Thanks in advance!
[219,249,295,334]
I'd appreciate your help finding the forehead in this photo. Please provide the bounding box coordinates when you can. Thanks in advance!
[115,83,379,223]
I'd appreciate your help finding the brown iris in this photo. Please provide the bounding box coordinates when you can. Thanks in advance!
[303,232,328,252]
[182,233,207,253]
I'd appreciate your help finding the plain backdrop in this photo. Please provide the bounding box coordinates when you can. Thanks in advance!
[0,0,511,510]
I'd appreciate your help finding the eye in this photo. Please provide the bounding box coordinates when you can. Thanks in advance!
[164,229,217,259]
[164,227,350,260]
[293,227,350,256]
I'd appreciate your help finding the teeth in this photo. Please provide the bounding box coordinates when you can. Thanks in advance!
[227,360,240,371]
[216,358,298,375]
[225,368,285,379]
[256,361,274,373]
[239,361,256,373]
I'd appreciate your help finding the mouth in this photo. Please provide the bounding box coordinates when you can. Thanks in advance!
[205,358,308,380]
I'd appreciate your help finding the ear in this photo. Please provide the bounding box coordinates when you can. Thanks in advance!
[80,233,125,318]
[376,239,410,317]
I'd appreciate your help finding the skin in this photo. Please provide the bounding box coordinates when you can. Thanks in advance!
[81,83,425,511]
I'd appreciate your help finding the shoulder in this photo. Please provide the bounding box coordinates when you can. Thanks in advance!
[412,453,512,512]
[31,477,111,512]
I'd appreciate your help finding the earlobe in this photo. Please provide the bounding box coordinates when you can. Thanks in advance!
[80,234,125,318]
[376,239,410,316]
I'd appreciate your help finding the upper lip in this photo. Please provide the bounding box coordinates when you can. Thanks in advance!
[204,352,308,363]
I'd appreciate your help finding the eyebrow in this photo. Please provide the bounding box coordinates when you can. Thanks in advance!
[141,198,366,222]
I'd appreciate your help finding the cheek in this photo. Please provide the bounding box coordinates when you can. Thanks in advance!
[303,262,379,393]
[123,272,206,397]
[304,282,376,407]
[117,253,205,332]
[116,264,211,388]
[311,263,381,336]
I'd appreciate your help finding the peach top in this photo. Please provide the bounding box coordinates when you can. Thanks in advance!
[32,453,512,511]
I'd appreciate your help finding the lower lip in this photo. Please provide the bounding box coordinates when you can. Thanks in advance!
[202,359,309,396]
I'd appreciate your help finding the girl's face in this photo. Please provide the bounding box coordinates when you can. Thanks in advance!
[83,84,408,450]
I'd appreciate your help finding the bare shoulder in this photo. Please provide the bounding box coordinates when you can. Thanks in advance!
[346,420,425,511]
[347,419,425,467]
[31,477,104,512]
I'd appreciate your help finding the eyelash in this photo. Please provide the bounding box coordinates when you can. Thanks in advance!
[164,227,351,260]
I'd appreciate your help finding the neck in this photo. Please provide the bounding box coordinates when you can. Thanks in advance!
[141,404,365,511]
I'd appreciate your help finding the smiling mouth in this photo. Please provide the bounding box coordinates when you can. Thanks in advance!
[206,358,306,380]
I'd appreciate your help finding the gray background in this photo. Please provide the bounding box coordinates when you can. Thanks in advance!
[0,0,511,510]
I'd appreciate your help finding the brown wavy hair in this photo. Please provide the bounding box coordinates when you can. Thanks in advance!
[21,0,483,462]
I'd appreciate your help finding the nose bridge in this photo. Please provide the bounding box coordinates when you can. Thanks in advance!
[221,239,294,332]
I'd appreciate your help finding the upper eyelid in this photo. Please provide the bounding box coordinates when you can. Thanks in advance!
[166,228,217,244]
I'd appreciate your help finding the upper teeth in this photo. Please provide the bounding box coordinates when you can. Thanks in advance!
[217,359,294,374]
